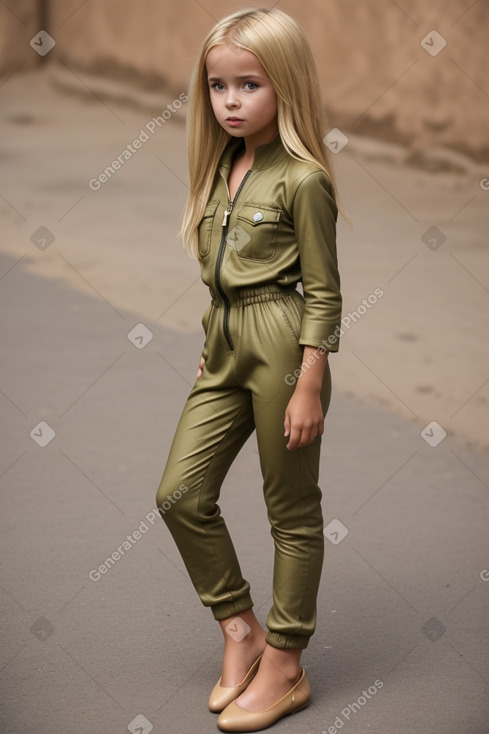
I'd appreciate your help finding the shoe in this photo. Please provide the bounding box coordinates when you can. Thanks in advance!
[209,654,263,713]
[216,666,310,731]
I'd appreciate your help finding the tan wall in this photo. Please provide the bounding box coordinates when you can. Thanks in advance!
[0,0,40,74]
[1,0,488,160]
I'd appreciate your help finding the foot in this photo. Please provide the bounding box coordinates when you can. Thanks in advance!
[220,621,267,687]
[233,644,302,712]
[216,664,310,731]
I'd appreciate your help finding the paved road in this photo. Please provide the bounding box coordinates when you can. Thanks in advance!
[1,247,488,733]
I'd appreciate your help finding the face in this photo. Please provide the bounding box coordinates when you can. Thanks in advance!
[205,44,278,144]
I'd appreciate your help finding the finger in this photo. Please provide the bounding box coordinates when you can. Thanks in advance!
[197,357,205,378]
[286,426,301,450]
[297,428,312,448]
[296,425,316,448]
[302,424,322,446]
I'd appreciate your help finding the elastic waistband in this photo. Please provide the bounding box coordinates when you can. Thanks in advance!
[213,283,297,307]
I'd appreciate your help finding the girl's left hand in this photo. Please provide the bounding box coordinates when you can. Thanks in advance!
[284,388,324,450]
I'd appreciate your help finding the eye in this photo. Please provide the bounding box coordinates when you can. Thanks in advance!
[209,82,225,91]
[244,81,258,90]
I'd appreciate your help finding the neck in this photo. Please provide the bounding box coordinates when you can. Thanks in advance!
[238,126,279,165]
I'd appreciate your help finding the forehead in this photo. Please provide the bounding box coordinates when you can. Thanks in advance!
[205,45,264,77]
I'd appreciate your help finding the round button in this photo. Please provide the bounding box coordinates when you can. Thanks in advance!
[252,211,264,222]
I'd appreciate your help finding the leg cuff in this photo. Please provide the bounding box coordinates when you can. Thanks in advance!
[210,594,254,621]
[266,631,310,649]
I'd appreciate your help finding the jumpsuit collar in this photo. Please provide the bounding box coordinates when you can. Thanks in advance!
[218,132,287,175]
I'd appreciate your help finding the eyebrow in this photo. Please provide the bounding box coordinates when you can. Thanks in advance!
[207,74,263,81]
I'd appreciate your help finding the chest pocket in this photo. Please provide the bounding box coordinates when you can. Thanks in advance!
[198,200,220,258]
[233,204,281,261]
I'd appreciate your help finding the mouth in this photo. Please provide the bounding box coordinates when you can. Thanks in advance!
[226,117,244,121]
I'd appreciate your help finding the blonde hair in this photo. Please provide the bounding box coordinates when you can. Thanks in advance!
[179,6,344,259]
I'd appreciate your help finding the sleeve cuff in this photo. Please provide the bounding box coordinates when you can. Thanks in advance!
[299,323,341,352]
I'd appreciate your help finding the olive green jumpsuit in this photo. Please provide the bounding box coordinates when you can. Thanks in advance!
[156,132,342,649]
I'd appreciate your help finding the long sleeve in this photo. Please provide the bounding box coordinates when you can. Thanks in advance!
[292,170,342,351]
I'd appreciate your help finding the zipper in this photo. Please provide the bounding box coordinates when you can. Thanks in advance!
[214,168,253,351]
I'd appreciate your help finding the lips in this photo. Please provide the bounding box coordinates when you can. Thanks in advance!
[227,117,243,121]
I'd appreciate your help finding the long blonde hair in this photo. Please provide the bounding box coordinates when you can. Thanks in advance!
[179,6,343,259]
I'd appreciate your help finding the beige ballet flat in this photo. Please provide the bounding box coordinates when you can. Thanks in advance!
[209,653,263,713]
[216,666,310,731]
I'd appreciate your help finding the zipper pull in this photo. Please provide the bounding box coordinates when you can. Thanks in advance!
[222,201,232,227]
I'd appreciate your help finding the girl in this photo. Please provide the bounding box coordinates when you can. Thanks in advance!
[156,6,343,731]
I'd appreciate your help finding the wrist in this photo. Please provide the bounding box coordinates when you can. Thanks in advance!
[294,377,322,395]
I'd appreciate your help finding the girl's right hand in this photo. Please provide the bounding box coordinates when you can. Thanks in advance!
[196,354,206,379]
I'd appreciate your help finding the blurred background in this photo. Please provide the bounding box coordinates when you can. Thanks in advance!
[2,0,488,158]
[1,3,488,733]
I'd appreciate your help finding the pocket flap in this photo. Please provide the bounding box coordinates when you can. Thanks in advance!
[236,205,281,226]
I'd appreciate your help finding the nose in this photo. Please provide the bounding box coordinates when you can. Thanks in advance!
[225,86,240,109]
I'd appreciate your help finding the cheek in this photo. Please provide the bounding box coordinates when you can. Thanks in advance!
[259,93,277,120]
[250,92,275,116]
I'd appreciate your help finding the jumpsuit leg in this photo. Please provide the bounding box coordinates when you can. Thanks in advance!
[155,342,257,621]
[251,370,330,649]
[232,288,332,650]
